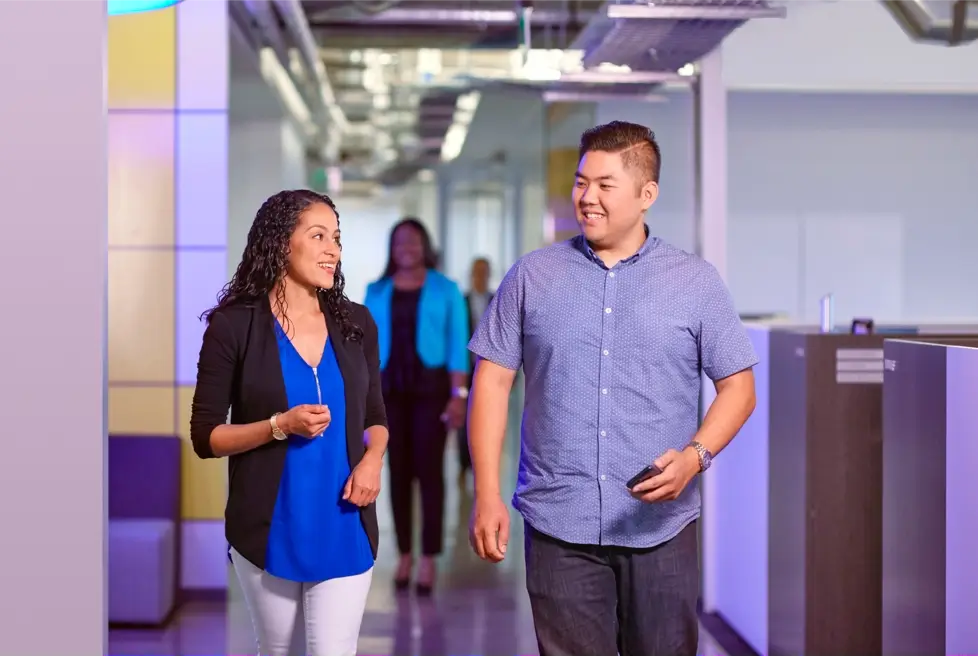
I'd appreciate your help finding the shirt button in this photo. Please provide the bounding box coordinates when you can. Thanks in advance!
[609,272,615,278]
[603,349,609,356]
[600,475,607,481]
[602,388,608,394]
[600,430,606,437]
[605,307,612,314]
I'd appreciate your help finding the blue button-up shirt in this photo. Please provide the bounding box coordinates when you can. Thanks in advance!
[468,229,758,549]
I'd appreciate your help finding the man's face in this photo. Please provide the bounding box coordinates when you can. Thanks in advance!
[471,259,490,292]
[572,150,658,248]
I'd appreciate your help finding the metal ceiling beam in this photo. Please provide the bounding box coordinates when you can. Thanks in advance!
[606,3,786,21]
[543,90,667,103]
[881,0,978,45]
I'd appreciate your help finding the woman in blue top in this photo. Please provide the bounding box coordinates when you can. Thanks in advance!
[191,190,388,655]
[364,218,470,595]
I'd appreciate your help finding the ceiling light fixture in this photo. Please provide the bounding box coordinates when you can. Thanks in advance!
[107,0,183,15]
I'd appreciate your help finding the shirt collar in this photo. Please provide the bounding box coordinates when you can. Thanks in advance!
[574,224,658,267]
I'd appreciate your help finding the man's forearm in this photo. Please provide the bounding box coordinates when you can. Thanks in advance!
[689,371,756,459]
[468,366,514,497]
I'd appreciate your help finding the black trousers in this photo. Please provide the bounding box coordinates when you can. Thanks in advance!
[457,421,472,473]
[524,520,700,656]
[384,389,449,556]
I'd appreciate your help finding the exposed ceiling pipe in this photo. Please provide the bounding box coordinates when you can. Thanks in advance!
[228,4,318,141]
[240,0,290,66]
[271,0,350,134]
[306,6,594,26]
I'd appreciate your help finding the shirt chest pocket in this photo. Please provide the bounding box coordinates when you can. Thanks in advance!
[617,303,698,370]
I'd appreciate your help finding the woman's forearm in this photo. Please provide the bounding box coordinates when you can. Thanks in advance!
[364,425,389,461]
[210,420,275,458]
[450,371,468,391]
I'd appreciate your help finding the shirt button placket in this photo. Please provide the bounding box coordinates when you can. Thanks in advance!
[597,267,617,487]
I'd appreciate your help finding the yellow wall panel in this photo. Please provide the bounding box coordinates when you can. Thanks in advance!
[548,148,580,241]
[177,385,226,519]
[108,113,175,247]
[108,385,175,435]
[107,7,176,109]
[109,250,175,383]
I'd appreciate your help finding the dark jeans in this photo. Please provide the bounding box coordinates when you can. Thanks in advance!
[384,389,448,556]
[524,520,700,656]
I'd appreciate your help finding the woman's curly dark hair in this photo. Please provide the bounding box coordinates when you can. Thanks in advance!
[202,189,362,342]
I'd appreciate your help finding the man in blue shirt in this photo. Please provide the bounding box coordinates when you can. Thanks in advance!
[466,120,758,656]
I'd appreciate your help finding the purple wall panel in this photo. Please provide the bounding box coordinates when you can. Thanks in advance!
[176,249,227,385]
[176,113,227,247]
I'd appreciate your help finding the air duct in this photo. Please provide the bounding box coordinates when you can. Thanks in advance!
[271,0,350,133]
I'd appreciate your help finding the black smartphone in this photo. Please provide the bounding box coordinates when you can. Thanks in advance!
[626,464,662,489]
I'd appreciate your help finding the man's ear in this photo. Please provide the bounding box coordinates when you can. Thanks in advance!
[641,180,659,211]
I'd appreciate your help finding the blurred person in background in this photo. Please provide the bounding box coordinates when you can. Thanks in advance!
[364,218,470,595]
[466,121,757,656]
[190,190,388,656]
[457,256,494,483]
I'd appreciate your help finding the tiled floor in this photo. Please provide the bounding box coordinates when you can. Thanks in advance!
[110,382,728,656]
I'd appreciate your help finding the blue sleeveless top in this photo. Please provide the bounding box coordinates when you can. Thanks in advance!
[264,320,374,582]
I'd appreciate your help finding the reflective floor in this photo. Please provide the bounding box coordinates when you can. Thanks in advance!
[109,382,728,656]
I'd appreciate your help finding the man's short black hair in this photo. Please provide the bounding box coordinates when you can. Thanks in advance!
[578,120,661,184]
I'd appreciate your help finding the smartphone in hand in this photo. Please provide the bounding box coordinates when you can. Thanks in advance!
[626,464,663,489]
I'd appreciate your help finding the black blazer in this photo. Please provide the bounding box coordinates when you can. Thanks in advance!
[189,294,387,570]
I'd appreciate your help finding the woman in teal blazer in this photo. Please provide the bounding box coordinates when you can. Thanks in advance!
[363,218,469,595]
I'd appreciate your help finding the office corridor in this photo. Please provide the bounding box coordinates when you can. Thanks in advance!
[109,382,727,656]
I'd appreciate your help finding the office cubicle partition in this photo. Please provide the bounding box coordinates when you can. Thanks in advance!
[881,339,978,657]
[766,329,978,656]
[705,324,978,656]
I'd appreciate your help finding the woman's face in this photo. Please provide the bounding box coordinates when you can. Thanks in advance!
[285,202,341,290]
[392,224,425,271]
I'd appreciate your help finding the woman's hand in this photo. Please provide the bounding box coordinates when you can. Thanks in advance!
[279,404,331,438]
[442,397,467,430]
[343,453,382,507]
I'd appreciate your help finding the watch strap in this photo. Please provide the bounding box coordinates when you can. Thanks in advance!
[270,413,287,441]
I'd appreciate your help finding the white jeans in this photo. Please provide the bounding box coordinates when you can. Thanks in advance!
[230,547,373,656]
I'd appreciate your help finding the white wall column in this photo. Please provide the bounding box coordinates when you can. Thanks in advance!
[400,176,441,252]
[693,48,729,277]
[227,118,307,277]
[435,172,452,265]
[0,1,107,653]
[693,46,729,615]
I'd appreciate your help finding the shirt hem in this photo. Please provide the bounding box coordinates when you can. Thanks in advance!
[518,504,701,550]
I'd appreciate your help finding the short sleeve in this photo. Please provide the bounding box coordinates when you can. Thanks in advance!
[468,258,524,371]
[695,263,759,381]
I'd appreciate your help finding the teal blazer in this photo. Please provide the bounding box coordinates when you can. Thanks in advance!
[364,270,470,374]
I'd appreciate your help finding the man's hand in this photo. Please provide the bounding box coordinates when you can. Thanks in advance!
[469,494,510,562]
[629,447,701,503]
